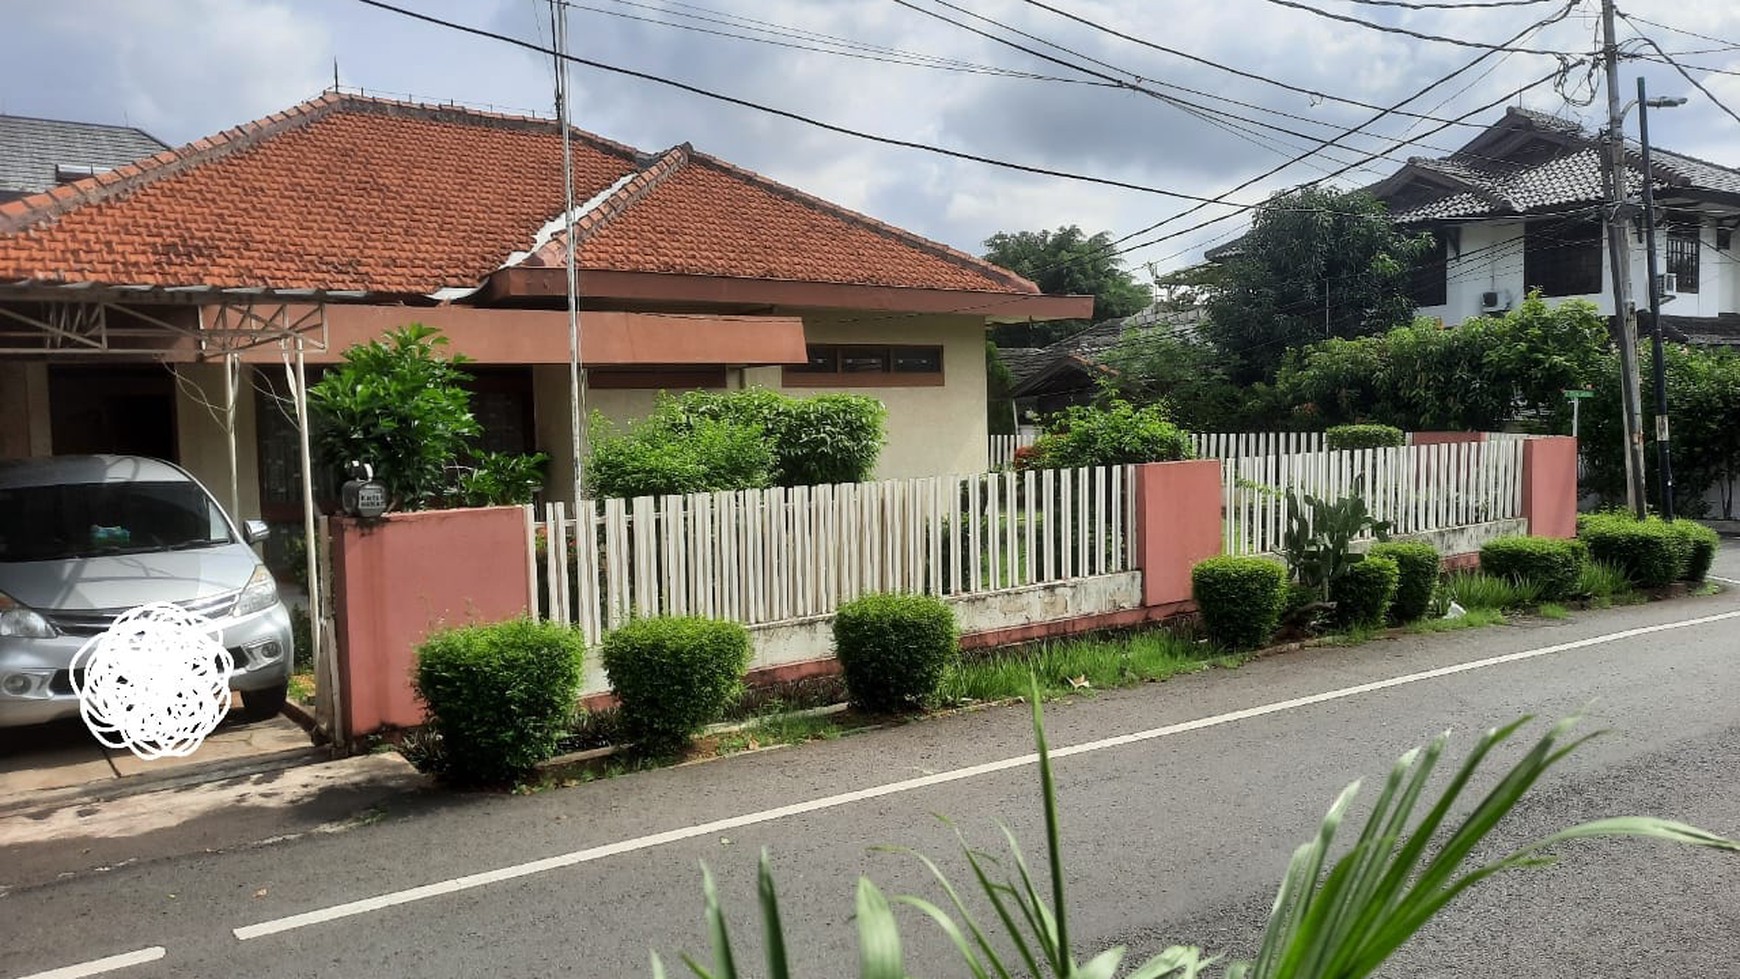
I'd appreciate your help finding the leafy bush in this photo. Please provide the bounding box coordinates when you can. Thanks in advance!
[1332,554,1399,629]
[774,394,887,486]
[1367,540,1439,623]
[1325,423,1406,450]
[586,389,886,498]
[586,415,775,500]
[1030,400,1192,469]
[1578,512,1689,588]
[414,619,585,783]
[1670,520,1721,583]
[601,616,751,754]
[1478,535,1583,602]
[1191,556,1286,651]
[833,593,958,712]
[452,450,549,507]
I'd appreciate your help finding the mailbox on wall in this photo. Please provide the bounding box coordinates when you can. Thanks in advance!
[340,462,388,519]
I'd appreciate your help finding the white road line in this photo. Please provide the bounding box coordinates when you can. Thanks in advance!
[14,947,166,979]
[233,606,1740,942]
[1709,575,1740,585]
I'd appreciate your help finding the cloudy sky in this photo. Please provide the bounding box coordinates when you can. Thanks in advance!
[5,0,1739,280]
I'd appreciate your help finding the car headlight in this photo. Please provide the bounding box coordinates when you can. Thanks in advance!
[0,592,56,639]
[232,566,281,617]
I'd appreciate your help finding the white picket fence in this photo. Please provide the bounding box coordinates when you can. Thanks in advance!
[1219,439,1525,556]
[532,465,1137,644]
[1191,431,1325,459]
[989,431,1039,470]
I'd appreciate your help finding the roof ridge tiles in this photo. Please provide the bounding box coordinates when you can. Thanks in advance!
[683,147,1041,295]
[523,142,692,267]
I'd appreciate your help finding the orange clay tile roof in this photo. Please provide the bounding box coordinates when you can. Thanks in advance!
[0,93,1039,299]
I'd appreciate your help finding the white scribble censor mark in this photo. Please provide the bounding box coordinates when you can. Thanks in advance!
[71,602,234,760]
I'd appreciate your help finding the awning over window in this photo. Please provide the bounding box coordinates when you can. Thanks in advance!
[232,306,807,366]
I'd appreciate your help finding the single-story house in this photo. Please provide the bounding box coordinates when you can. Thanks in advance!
[0,92,1089,544]
[1008,306,1205,416]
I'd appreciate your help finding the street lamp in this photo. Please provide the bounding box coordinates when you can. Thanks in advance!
[1637,78,1687,519]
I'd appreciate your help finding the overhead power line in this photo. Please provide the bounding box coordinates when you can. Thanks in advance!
[1339,0,1565,8]
[1255,0,1592,56]
[351,0,1271,205]
[1015,0,1494,128]
[1619,27,1740,129]
[1616,11,1739,50]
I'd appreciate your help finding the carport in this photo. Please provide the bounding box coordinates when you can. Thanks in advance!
[0,286,347,744]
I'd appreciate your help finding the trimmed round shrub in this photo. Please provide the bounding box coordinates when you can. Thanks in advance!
[1669,520,1721,583]
[1324,424,1406,451]
[1191,556,1286,651]
[602,616,752,754]
[1478,535,1582,602]
[833,593,958,712]
[1578,513,1687,589]
[1332,555,1400,629]
[414,618,586,784]
[1367,540,1440,623]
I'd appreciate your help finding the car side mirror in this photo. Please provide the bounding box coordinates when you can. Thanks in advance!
[243,520,271,544]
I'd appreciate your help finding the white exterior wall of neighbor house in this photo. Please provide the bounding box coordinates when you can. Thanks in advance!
[1416,217,1739,325]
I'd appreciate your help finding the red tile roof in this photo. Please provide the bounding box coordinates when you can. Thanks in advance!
[0,93,1039,299]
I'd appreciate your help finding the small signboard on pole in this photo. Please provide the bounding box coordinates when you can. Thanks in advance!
[1565,388,1592,438]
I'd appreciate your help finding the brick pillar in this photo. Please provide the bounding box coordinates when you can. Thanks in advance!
[1133,459,1224,608]
[1521,436,1578,538]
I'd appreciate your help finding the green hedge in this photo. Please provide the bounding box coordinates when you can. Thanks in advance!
[833,593,958,712]
[1478,535,1583,602]
[1332,555,1399,629]
[414,619,585,784]
[1367,541,1440,623]
[1669,520,1720,583]
[1324,424,1406,451]
[1578,513,1688,589]
[1191,556,1286,651]
[601,616,752,754]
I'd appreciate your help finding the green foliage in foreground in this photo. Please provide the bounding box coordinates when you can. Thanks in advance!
[655,682,1737,978]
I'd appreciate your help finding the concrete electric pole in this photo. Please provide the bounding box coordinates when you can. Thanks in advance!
[1601,0,1650,518]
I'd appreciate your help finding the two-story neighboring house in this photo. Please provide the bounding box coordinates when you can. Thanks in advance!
[1369,106,1740,344]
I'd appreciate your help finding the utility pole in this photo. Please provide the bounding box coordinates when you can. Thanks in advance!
[1600,0,1649,518]
[550,0,587,505]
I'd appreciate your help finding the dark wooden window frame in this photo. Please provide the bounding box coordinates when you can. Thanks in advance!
[784,343,945,388]
[1523,217,1604,298]
[1664,226,1701,293]
[1407,230,1450,308]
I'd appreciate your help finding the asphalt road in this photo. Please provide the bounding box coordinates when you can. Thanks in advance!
[4,545,1739,979]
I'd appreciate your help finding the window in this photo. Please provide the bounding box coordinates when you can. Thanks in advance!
[1407,230,1449,308]
[1523,218,1603,297]
[1665,228,1700,293]
[786,344,944,387]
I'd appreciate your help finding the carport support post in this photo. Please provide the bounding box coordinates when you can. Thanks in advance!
[224,351,240,521]
[289,339,339,746]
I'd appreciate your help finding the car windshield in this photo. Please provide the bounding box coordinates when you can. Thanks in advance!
[0,480,234,562]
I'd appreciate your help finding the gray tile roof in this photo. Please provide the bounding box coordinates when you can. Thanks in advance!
[0,114,167,200]
[1379,107,1740,225]
[1661,312,1740,346]
[997,346,1050,386]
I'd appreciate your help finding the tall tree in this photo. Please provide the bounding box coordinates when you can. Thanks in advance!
[982,226,1151,347]
[1203,187,1431,384]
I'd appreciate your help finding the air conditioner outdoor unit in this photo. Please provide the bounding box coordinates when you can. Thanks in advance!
[1659,272,1680,294]
[1480,290,1509,311]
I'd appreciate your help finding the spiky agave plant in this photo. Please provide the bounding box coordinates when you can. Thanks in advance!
[654,679,1737,978]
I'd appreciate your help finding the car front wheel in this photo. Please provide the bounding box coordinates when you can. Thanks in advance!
[237,681,288,723]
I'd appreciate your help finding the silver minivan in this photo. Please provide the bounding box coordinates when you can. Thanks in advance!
[0,455,293,728]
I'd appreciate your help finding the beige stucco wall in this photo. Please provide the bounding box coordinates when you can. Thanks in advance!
[0,362,52,459]
[534,314,990,500]
[171,362,263,523]
[776,314,989,480]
